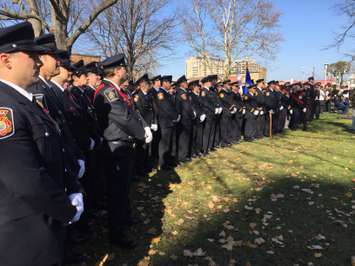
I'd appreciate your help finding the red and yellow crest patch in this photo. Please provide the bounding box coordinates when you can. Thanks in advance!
[157,92,164,100]
[0,107,14,139]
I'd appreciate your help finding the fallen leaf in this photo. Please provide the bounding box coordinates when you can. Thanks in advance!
[254,237,266,245]
[314,252,322,258]
[148,249,156,256]
[151,237,161,245]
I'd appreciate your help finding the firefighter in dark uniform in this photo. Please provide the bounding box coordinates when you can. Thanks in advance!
[243,84,258,141]
[175,75,196,162]
[93,54,152,248]
[189,80,206,157]
[230,81,244,143]
[263,80,279,136]
[0,22,80,266]
[149,75,162,167]
[200,76,222,153]
[255,79,266,139]
[278,85,291,132]
[154,75,180,169]
[133,73,158,175]
[84,61,103,104]
[218,80,236,146]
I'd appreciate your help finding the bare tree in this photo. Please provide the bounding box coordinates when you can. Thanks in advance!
[0,0,118,50]
[333,0,355,47]
[88,0,176,79]
[181,0,282,78]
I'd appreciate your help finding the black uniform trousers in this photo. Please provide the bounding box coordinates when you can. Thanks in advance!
[159,126,175,168]
[202,118,215,153]
[244,112,257,141]
[192,121,203,156]
[220,113,232,145]
[107,141,135,239]
[256,114,265,138]
[232,114,243,142]
[278,108,288,133]
[176,122,193,160]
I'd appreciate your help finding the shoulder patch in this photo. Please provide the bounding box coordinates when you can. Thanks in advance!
[104,88,119,102]
[0,107,15,139]
[157,92,164,100]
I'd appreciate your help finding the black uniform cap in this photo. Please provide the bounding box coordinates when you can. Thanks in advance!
[223,79,231,85]
[136,73,150,84]
[188,80,200,88]
[85,61,102,75]
[35,33,64,56]
[201,76,212,84]
[0,22,46,53]
[150,75,161,82]
[208,74,218,81]
[267,80,276,85]
[176,75,187,85]
[72,60,87,76]
[308,76,314,81]
[256,79,264,84]
[61,59,75,72]
[55,49,70,60]
[101,54,126,69]
[161,75,172,83]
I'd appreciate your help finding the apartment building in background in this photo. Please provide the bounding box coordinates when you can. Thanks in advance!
[186,56,267,82]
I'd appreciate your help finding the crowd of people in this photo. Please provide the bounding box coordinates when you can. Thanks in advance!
[0,22,349,266]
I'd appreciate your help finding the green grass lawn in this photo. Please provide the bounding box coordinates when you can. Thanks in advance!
[79,113,355,266]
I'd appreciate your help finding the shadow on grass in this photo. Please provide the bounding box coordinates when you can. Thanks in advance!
[74,169,181,266]
[150,177,354,266]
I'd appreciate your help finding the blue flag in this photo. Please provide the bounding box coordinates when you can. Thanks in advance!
[245,67,253,86]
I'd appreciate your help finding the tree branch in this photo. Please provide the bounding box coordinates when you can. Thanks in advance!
[67,0,118,48]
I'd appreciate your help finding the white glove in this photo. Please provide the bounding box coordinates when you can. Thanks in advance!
[200,114,206,122]
[260,111,264,115]
[219,107,223,114]
[69,193,84,223]
[242,109,246,115]
[150,124,158,131]
[176,114,181,122]
[215,108,219,114]
[89,138,95,151]
[230,108,236,114]
[303,107,307,113]
[253,110,259,116]
[299,96,303,99]
[193,111,197,117]
[279,106,284,111]
[269,109,275,114]
[77,159,85,179]
[289,109,293,114]
[144,127,153,144]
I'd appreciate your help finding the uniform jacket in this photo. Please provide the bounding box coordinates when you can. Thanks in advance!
[154,88,179,128]
[94,80,145,142]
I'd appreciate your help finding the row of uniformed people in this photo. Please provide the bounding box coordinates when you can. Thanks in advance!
[130,75,319,175]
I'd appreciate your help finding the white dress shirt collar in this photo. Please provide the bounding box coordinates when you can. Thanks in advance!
[104,78,121,91]
[0,78,33,102]
[50,80,65,92]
